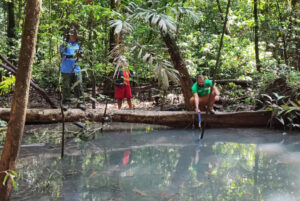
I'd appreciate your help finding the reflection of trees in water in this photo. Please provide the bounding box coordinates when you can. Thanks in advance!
[13,155,64,200]
[79,147,182,200]
[207,143,259,201]
[188,142,300,201]
[13,141,300,201]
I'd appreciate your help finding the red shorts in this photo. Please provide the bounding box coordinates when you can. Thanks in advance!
[115,85,132,99]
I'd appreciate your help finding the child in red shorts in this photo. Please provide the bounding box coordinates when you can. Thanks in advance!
[114,57,133,109]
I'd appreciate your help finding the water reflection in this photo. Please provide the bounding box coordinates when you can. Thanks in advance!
[11,126,300,201]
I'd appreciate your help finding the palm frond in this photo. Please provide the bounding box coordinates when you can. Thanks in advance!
[109,20,133,35]
[161,68,169,90]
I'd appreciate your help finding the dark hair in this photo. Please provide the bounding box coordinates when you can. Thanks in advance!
[65,29,78,42]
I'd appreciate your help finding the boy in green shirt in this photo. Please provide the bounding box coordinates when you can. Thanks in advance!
[190,75,220,114]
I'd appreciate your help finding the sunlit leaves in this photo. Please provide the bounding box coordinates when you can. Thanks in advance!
[0,75,15,95]
[131,8,177,33]
[154,60,179,90]
[109,19,133,35]
[261,92,300,129]
[2,170,18,190]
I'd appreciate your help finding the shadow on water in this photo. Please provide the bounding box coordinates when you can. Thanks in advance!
[9,123,300,201]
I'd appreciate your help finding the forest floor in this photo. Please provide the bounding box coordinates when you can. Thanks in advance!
[0,86,254,113]
[1,77,297,113]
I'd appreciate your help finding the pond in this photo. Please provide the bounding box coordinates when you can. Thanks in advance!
[9,123,300,201]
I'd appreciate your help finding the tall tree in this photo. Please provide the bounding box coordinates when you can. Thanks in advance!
[216,0,230,35]
[0,0,42,200]
[254,0,261,72]
[275,0,288,66]
[109,0,121,54]
[291,0,300,70]
[175,0,186,40]
[87,0,96,109]
[161,32,193,110]
[6,1,16,64]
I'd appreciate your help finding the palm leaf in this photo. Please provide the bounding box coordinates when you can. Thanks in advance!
[161,68,169,90]
[275,117,285,126]
[158,19,167,32]
[143,53,151,62]
[138,47,143,59]
[261,94,273,103]
[151,14,160,25]
[166,69,180,84]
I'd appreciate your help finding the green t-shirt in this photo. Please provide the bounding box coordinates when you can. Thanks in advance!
[191,80,213,97]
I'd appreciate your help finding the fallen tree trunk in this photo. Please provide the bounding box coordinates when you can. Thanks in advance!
[215,79,252,87]
[0,63,16,74]
[0,55,57,109]
[0,108,273,128]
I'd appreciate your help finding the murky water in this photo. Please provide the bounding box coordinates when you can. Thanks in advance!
[9,123,300,201]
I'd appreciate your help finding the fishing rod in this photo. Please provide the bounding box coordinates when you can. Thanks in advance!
[197,0,231,141]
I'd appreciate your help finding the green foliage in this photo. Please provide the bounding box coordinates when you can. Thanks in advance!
[0,119,6,127]
[287,71,300,87]
[262,93,300,130]
[2,170,18,190]
[0,119,6,144]
[0,75,15,95]
[153,61,180,90]
[109,19,133,35]
[0,0,299,108]
[224,82,243,98]
[32,60,60,90]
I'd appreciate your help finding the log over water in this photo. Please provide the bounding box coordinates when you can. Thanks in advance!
[0,108,272,128]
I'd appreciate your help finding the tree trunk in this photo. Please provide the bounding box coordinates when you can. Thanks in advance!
[254,0,261,72]
[104,0,122,92]
[87,6,96,109]
[0,108,274,128]
[0,0,41,200]
[297,36,300,71]
[0,54,57,108]
[167,146,193,193]
[291,0,299,70]
[109,0,121,54]
[253,146,259,200]
[6,1,17,64]
[215,79,252,87]
[161,32,193,111]
[216,0,230,35]
[276,0,288,66]
[175,0,186,40]
[48,0,52,63]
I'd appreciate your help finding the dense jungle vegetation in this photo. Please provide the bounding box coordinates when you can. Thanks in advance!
[0,1,299,200]
[0,0,299,128]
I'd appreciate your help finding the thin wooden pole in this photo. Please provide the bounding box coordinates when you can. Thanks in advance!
[202,0,231,139]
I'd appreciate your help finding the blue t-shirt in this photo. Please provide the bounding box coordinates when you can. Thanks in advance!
[60,42,82,73]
